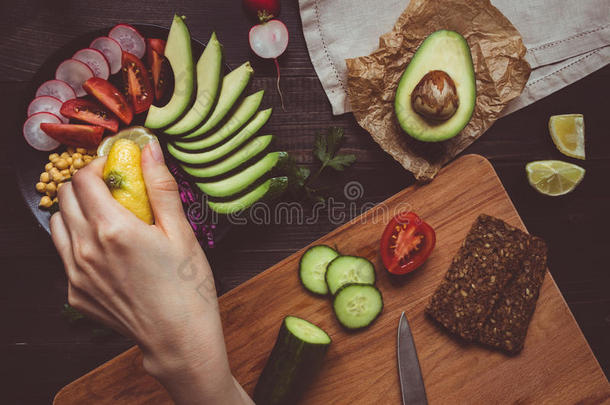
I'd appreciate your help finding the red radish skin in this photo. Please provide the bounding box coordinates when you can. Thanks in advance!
[23,112,62,151]
[90,36,122,74]
[35,80,76,102]
[109,24,146,59]
[55,59,95,97]
[249,19,289,111]
[27,96,68,123]
[243,0,280,22]
[73,48,110,79]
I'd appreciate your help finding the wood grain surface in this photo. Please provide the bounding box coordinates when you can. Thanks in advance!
[53,155,610,404]
[1,1,608,403]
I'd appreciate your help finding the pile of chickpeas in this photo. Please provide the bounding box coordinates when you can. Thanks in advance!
[36,147,97,208]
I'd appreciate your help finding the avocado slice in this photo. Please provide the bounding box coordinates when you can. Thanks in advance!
[164,32,223,135]
[167,108,272,164]
[207,176,288,214]
[145,15,194,129]
[394,30,475,142]
[175,90,264,150]
[196,151,287,197]
[183,62,254,137]
[181,135,273,178]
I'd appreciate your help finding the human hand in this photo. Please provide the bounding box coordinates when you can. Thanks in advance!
[50,140,252,405]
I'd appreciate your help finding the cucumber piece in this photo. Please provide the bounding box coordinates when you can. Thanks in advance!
[145,15,194,129]
[164,32,223,135]
[207,176,288,214]
[299,245,340,295]
[187,61,253,136]
[166,108,272,164]
[181,135,273,179]
[325,256,376,295]
[254,316,331,405]
[332,283,383,329]
[196,152,287,197]
[177,90,264,144]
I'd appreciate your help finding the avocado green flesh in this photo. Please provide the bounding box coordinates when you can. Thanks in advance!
[207,177,288,214]
[164,32,223,135]
[183,62,253,138]
[181,135,273,178]
[196,151,287,197]
[145,15,194,129]
[167,108,272,164]
[175,90,264,150]
[395,30,475,142]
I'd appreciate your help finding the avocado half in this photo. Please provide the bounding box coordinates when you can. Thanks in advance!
[394,30,475,142]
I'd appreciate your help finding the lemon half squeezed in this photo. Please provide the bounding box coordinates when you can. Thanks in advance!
[549,114,585,160]
[526,160,585,196]
[97,126,158,157]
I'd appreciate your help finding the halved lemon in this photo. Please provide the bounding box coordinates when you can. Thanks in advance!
[97,126,158,157]
[549,114,585,160]
[526,160,585,196]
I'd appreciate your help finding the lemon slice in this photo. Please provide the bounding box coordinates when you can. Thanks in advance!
[526,160,585,196]
[549,114,585,160]
[97,126,158,156]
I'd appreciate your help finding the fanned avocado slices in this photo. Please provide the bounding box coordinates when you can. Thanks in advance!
[207,177,288,214]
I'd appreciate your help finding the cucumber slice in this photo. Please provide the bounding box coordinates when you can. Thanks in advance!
[187,61,253,136]
[299,245,340,295]
[166,108,272,164]
[254,316,331,405]
[207,176,288,214]
[164,32,223,135]
[325,256,376,295]
[177,90,264,144]
[181,135,273,179]
[196,151,287,197]
[333,283,383,329]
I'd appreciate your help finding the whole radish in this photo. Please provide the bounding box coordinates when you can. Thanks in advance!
[243,0,281,23]
[248,19,289,111]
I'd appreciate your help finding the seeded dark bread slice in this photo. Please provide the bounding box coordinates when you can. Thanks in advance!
[479,237,547,354]
[426,215,528,341]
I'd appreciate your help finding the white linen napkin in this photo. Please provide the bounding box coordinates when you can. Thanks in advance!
[299,0,610,116]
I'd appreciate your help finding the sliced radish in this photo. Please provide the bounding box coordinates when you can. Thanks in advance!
[27,96,69,123]
[90,36,122,74]
[23,112,61,151]
[249,19,289,59]
[73,48,110,79]
[35,80,76,102]
[109,24,145,59]
[55,59,94,97]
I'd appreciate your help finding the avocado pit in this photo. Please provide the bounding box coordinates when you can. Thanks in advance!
[411,70,459,121]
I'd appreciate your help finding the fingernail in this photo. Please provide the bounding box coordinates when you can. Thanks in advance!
[148,140,164,163]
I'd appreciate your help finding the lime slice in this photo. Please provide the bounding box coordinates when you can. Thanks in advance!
[549,114,585,160]
[526,160,585,196]
[97,126,158,156]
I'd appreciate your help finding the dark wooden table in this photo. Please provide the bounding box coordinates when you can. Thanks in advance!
[1,1,608,403]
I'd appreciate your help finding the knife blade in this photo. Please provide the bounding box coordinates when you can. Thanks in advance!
[397,311,428,405]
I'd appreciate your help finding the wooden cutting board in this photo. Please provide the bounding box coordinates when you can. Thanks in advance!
[54,155,610,404]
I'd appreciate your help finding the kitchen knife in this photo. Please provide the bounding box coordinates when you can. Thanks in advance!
[397,311,428,405]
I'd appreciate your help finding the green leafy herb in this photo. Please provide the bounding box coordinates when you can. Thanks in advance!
[62,303,85,323]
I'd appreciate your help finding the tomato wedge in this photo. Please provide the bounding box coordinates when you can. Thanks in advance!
[60,99,119,133]
[83,78,133,125]
[380,211,436,275]
[146,39,168,101]
[40,123,104,149]
[122,51,153,113]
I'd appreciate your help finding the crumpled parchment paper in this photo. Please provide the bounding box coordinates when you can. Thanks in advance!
[346,0,531,180]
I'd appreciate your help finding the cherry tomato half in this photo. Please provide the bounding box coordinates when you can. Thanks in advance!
[380,211,436,275]
[83,77,133,125]
[122,51,153,113]
[146,39,169,102]
[60,98,119,133]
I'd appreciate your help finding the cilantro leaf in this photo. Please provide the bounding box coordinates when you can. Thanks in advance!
[314,127,346,166]
[326,153,356,171]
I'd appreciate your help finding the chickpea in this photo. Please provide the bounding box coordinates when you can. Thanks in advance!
[52,197,58,204]
[57,182,64,191]
[39,196,53,208]
[67,147,75,155]
[35,182,46,193]
[60,169,71,178]
[46,182,57,197]
[40,172,50,183]
[55,158,69,170]
[52,171,63,183]
[72,152,82,160]
[87,149,97,155]
[45,162,54,172]
[49,153,60,162]
[65,157,73,165]
[83,155,93,164]
[72,158,85,169]
[76,147,87,154]
[60,152,70,159]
